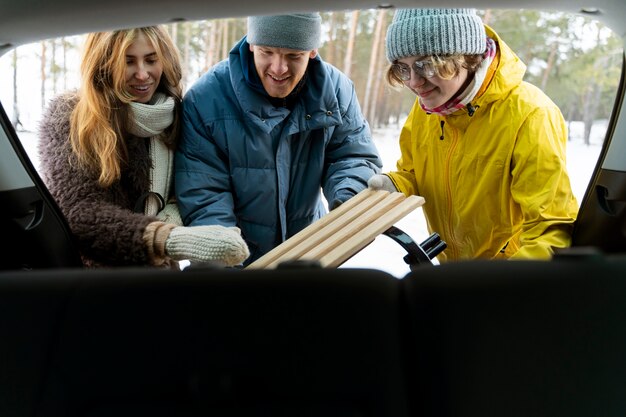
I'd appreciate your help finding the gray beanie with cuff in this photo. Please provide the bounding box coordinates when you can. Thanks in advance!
[247,13,322,51]
[385,8,486,62]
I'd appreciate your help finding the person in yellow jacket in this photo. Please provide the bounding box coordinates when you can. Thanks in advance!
[368,8,578,261]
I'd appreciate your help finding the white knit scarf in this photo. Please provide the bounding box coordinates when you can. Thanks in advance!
[128,92,176,218]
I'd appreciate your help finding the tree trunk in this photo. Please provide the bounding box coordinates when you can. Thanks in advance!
[221,19,230,61]
[203,21,217,72]
[582,26,606,146]
[11,49,22,130]
[51,38,58,95]
[324,12,338,67]
[540,42,557,91]
[62,37,68,91]
[367,11,390,127]
[206,20,217,69]
[363,9,385,121]
[182,22,191,83]
[565,102,577,141]
[230,18,239,55]
[214,20,224,63]
[583,84,602,146]
[343,10,359,78]
[40,41,47,111]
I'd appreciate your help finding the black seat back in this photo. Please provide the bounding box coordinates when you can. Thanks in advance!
[6,256,625,417]
[402,256,626,417]
[0,271,77,416]
[7,267,409,417]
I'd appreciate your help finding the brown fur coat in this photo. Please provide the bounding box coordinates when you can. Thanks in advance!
[38,93,171,267]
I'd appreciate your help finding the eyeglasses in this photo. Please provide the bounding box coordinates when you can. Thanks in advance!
[391,59,438,81]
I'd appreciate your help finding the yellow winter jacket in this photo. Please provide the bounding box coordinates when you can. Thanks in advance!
[387,26,579,262]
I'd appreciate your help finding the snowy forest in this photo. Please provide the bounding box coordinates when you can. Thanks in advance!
[1,8,622,145]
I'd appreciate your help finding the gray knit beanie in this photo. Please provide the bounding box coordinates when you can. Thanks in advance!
[385,8,486,62]
[247,13,322,51]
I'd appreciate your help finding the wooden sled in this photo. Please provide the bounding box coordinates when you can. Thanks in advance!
[247,189,426,269]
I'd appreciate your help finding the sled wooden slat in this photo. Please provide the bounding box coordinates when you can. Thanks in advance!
[247,188,383,269]
[246,189,425,269]
[315,195,425,268]
[297,192,406,261]
[256,190,393,269]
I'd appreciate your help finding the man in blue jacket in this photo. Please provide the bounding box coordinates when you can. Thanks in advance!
[175,13,383,264]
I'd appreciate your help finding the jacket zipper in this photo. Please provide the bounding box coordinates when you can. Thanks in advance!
[442,118,460,259]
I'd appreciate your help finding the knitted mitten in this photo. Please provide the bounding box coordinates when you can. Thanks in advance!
[367,174,398,192]
[165,225,250,266]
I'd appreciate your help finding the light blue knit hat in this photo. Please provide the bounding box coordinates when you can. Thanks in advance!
[385,8,486,62]
[247,13,322,51]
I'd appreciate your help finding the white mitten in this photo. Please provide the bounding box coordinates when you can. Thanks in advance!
[367,174,398,192]
[165,225,250,266]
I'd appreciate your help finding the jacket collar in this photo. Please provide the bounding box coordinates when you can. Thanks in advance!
[445,24,527,128]
[475,25,526,107]
[229,36,342,135]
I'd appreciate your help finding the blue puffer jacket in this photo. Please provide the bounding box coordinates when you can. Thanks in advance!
[175,36,382,263]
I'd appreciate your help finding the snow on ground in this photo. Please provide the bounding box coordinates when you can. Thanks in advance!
[15,119,604,278]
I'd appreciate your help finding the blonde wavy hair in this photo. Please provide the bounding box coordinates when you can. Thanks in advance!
[70,26,183,187]
[386,54,483,88]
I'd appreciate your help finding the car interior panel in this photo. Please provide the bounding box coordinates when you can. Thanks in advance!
[0,106,82,270]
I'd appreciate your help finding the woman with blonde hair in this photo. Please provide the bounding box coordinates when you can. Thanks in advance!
[38,26,249,267]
